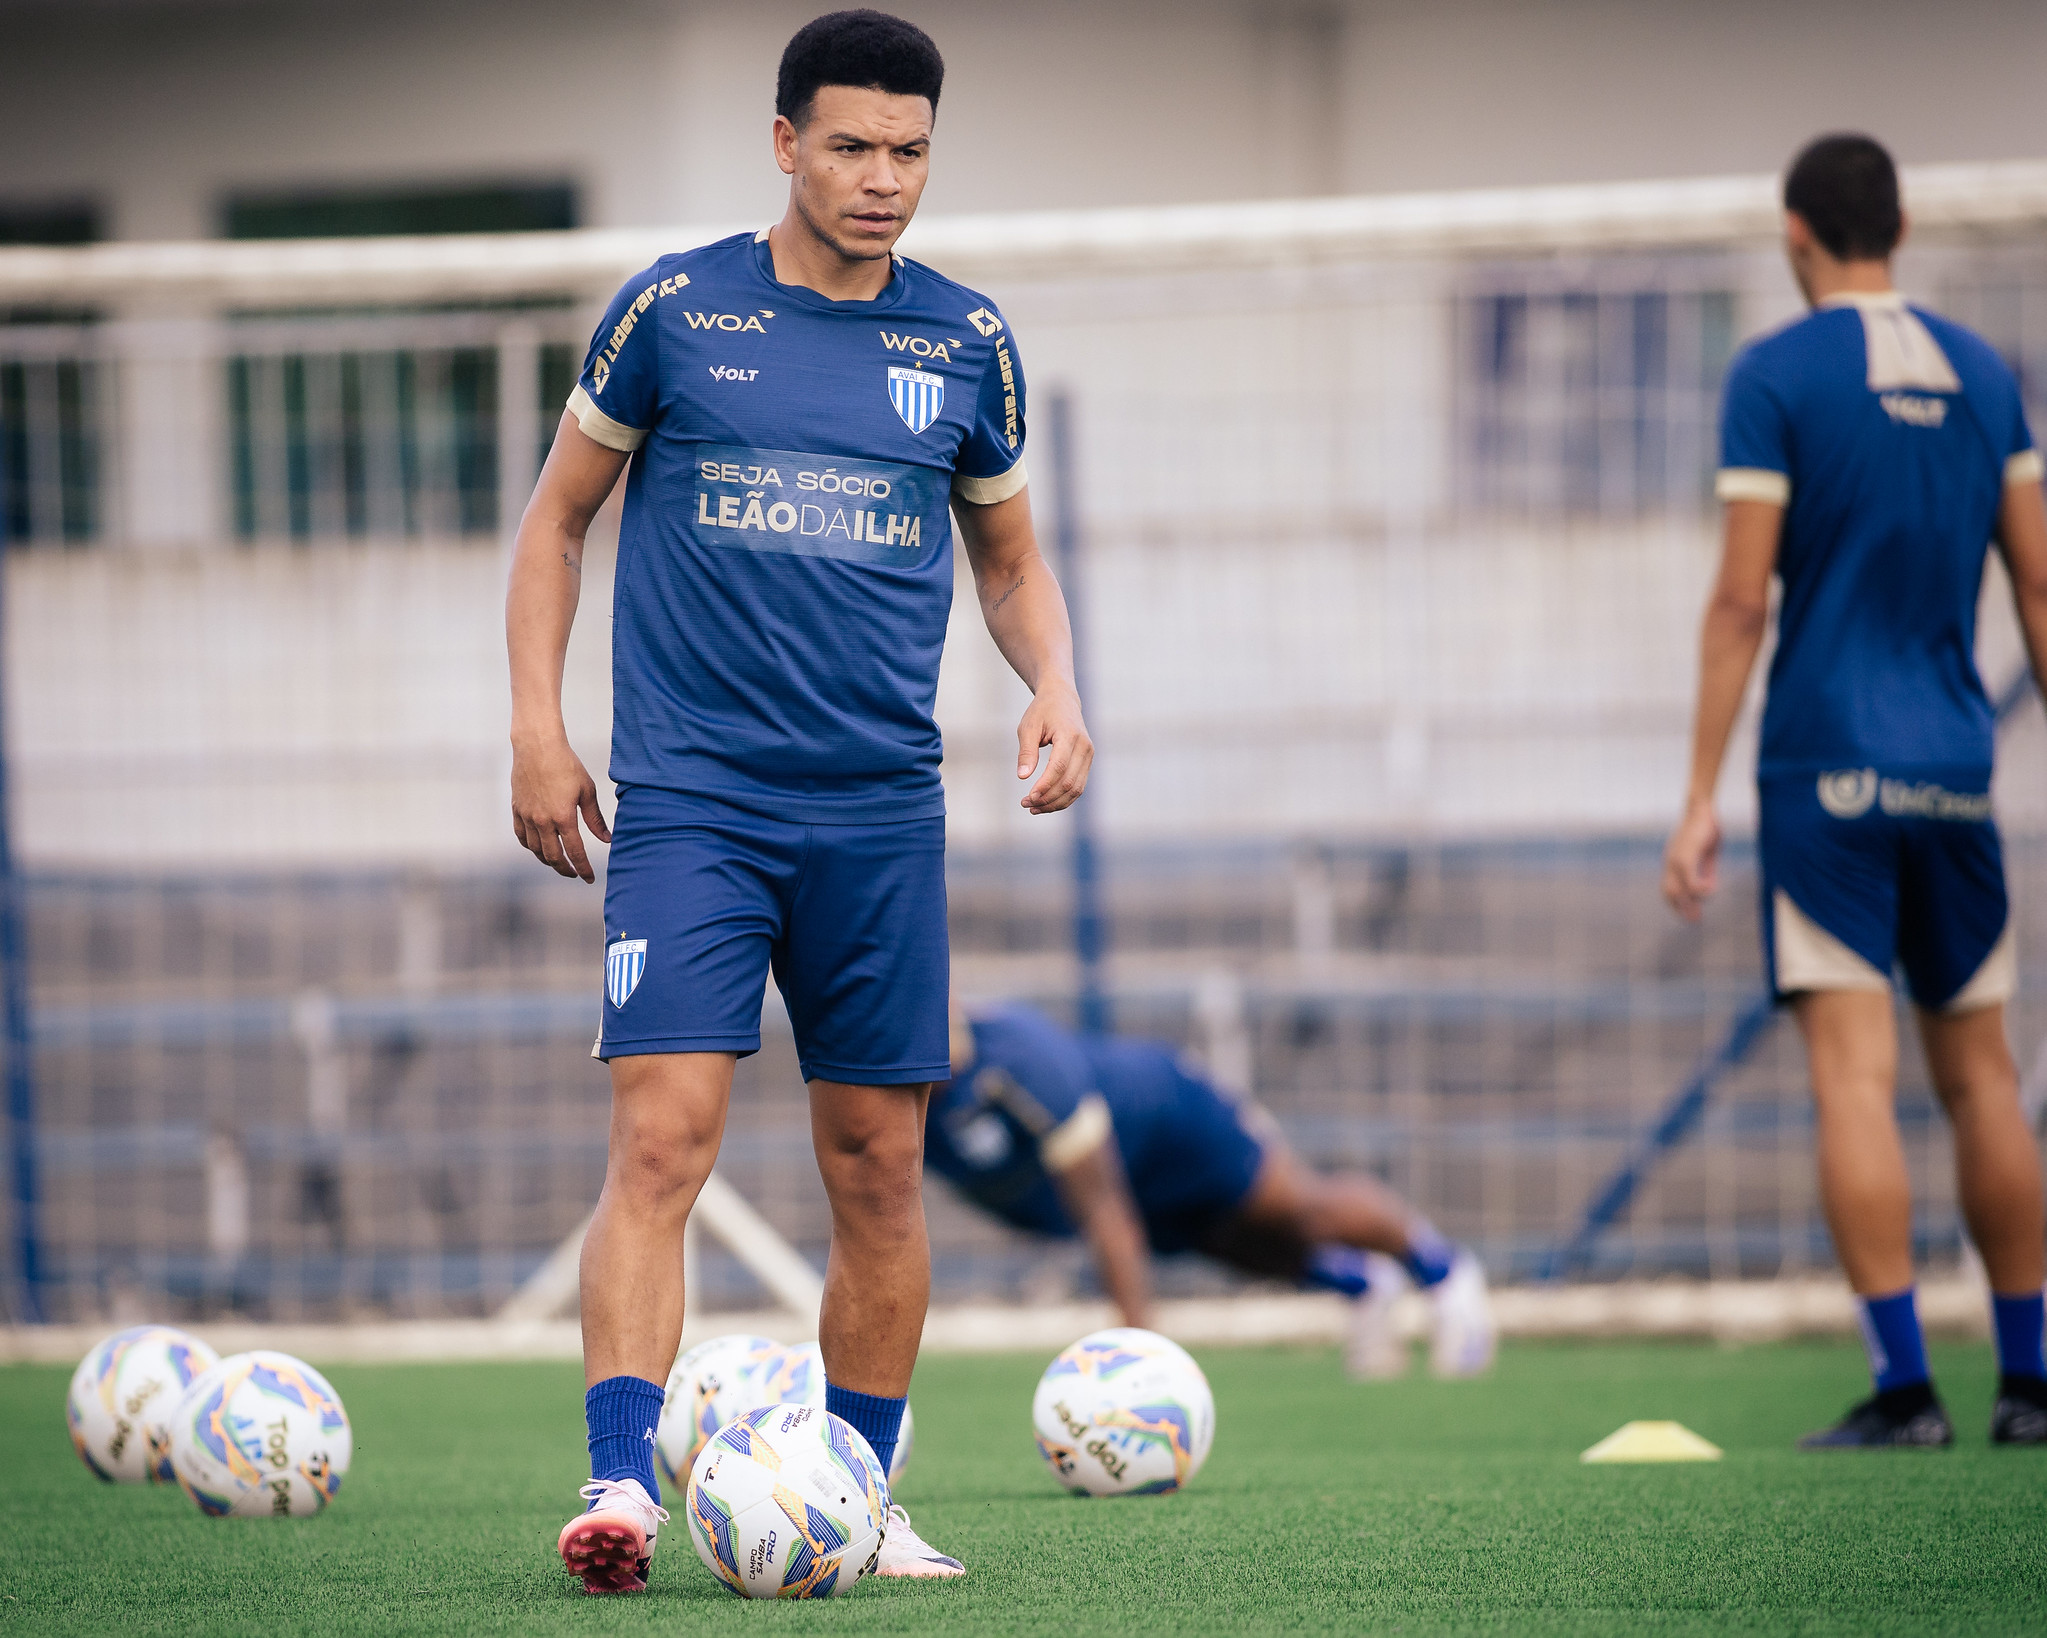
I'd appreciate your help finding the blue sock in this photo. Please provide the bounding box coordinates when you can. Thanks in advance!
[825,1380,906,1482]
[1302,1244,1372,1298]
[1401,1220,1457,1289]
[1992,1289,2047,1381]
[1858,1289,1931,1395]
[586,1375,665,1504]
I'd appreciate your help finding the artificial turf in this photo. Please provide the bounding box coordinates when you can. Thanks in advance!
[2,1338,2041,1636]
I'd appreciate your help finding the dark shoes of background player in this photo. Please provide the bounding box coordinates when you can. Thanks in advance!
[1798,1383,1953,1449]
[1990,1375,2047,1445]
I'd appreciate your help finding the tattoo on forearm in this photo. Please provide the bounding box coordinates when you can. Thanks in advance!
[561,552,580,576]
[991,572,1025,613]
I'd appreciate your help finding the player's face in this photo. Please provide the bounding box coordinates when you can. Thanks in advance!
[775,86,933,263]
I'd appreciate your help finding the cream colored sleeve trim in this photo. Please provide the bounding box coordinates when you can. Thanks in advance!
[953,457,1028,507]
[567,384,647,453]
[2006,449,2045,487]
[1715,467,1791,505]
[1041,1092,1113,1172]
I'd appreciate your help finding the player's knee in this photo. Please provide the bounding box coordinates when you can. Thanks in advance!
[817,1131,924,1228]
[607,1109,718,1209]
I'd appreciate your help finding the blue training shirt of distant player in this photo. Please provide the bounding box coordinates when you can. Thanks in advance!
[568,230,1028,820]
[1716,291,2043,780]
[926,1007,1268,1253]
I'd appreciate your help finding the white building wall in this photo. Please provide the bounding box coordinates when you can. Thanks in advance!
[6,0,2047,240]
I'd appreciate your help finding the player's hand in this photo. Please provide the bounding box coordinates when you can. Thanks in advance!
[1016,680,1093,814]
[1661,800,1721,922]
[510,734,611,882]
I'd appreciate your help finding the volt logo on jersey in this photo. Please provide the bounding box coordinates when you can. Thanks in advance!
[888,367,945,435]
[964,307,1003,337]
[606,938,648,1008]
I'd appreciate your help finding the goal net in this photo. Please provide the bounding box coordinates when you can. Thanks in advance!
[5,162,2047,1328]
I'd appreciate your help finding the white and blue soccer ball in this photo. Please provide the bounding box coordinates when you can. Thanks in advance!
[685,1403,889,1599]
[167,1350,353,1518]
[656,1333,785,1489]
[66,1325,220,1483]
[754,1341,916,1484]
[1031,1326,1215,1497]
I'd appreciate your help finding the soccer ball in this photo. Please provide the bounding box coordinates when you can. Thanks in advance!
[753,1341,916,1483]
[66,1325,219,1483]
[655,1333,785,1489]
[1030,1327,1215,1497]
[685,1403,889,1599]
[167,1351,353,1518]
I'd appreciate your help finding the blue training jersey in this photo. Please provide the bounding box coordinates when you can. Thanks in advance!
[568,231,1028,821]
[926,1007,1251,1240]
[1716,291,2042,780]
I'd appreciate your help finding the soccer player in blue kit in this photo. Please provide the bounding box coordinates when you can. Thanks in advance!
[505,12,1092,1590]
[932,1001,1496,1379]
[1665,136,2047,1448]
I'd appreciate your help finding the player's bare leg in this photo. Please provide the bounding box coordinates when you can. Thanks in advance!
[1794,991,1951,1447]
[583,1052,735,1383]
[1208,1143,1494,1378]
[1796,992,1915,1293]
[1919,1003,2047,1442]
[811,1079,931,1398]
[1919,1004,2046,1291]
[810,1079,962,1578]
[560,1051,733,1593]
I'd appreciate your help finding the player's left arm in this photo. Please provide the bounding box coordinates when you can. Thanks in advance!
[955,490,1094,814]
[1995,467,2047,693]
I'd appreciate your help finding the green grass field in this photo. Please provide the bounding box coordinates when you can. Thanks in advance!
[4,1339,2041,1636]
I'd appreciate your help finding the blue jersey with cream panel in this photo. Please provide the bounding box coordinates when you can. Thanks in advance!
[1717,292,2042,780]
[926,1007,1266,1247]
[568,231,1028,820]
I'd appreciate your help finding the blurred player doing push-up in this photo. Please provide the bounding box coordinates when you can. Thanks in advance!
[930,1000,1496,1378]
[1666,135,2047,1448]
[504,10,1092,1591]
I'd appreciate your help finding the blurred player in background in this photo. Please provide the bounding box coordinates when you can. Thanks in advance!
[1665,134,2047,1448]
[931,1000,1496,1378]
[505,10,1092,1590]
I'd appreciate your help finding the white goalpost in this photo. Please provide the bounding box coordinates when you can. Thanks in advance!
[4,159,2047,1351]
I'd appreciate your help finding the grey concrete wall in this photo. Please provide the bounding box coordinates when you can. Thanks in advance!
[6,0,2045,244]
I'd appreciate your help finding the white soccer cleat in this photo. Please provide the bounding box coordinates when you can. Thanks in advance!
[1428,1249,1497,1378]
[872,1504,965,1579]
[1344,1253,1412,1380]
[558,1476,669,1595]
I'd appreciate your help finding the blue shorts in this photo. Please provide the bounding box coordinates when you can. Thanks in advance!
[596,786,950,1085]
[1115,1060,1269,1255]
[1758,769,2013,1011]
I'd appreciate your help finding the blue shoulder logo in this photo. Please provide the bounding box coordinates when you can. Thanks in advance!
[888,367,944,435]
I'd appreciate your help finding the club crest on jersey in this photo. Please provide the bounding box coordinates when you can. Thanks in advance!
[606,938,648,1008]
[887,366,944,435]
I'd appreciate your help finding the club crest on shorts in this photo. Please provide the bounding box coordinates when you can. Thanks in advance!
[606,938,647,1008]
[887,366,944,435]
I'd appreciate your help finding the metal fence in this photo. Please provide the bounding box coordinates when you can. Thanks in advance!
[20,819,2047,1322]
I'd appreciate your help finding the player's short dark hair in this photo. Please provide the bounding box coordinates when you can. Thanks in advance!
[1783,134,1902,261]
[776,10,944,128]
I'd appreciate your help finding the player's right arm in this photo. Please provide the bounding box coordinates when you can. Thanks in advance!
[506,412,629,883]
[1046,1122,1156,1331]
[1663,500,1781,921]
[1665,351,1787,922]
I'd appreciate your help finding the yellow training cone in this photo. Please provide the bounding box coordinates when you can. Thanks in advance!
[1580,1420,1723,1463]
